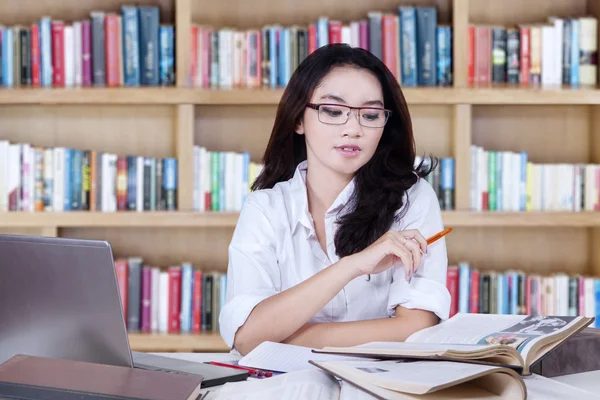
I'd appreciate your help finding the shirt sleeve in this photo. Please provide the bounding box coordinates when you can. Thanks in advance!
[386,178,451,321]
[218,193,280,349]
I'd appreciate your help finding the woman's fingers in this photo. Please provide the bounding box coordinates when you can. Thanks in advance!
[389,233,420,281]
[386,240,412,279]
[402,229,428,254]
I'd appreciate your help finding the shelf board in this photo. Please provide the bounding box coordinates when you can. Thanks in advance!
[2,211,600,228]
[1,86,599,105]
[0,211,240,228]
[128,332,229,352]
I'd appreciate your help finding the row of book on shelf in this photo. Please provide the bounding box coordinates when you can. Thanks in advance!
[470,145,600,212]
[189,5,451,89]
[115,257,226,334]
[415,156,455,210]
[447,262,600,328]
[193,146,263,212]
[0,5,173,88]
[469,16,598,86]
[0,140,177,212]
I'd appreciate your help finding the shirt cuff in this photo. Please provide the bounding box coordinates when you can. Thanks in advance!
[387,277,451,321]
[219,294,269,349]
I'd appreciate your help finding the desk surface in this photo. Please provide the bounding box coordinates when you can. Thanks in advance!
[159,352,600,399]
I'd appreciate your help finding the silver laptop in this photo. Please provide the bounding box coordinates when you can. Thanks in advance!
[0,234,247,387]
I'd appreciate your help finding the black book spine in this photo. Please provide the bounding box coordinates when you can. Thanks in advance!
[139,6,160,86]
[261,27,269,88]
[20,28,31,86]
[506,27,520,84]
[143,157,151,211]
[156,159,164,210]
[91,12,106,86]
[491,27,507,83]
[562,19,572,85]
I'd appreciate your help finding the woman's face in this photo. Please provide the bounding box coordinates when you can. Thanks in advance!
[296,66,386,179]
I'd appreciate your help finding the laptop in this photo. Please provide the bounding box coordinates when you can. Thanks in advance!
[0,234,248,387]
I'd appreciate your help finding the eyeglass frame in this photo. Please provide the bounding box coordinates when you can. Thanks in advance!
[306,103,392,127]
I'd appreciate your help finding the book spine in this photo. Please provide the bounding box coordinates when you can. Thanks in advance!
[491,27,506,83]
[467,25,475,84]
[506,27,520,83]
[180,263,193,333]
[91,12,105,86]
[164,158,177,211]
[81,20,92,86]
[127,257,142,332]
[416,7,437,86]
[51,21,64,86]
[168,267,182,333]
[2,28,13,87]
[139,6,160,86]
[399,7,417,86]
[73,21,82,86]
[81,150,90,211]
[141,266,152,332]
[115,260,128,322]
[571,19,580,85]
[122,5,140,86]
[520,26,530,84]
[143,158,151,210]
[40,17,52,87]
[105,14,119,87]
[469,269,480,313]
[562,19,572,85]
[159,25,175,85]
[436,25,452,86]
[579,17,598,86]
[192,270,203,333]
[30,24,40,87]
[63,25,74,87]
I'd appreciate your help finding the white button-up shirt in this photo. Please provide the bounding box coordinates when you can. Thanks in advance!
[219,160,451,349]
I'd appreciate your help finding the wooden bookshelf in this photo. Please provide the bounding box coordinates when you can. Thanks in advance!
[2,0,600,353]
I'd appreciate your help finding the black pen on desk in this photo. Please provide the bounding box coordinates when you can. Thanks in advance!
[407,228,453,283]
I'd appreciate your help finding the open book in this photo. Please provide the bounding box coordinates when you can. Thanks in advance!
[313,313,594,375]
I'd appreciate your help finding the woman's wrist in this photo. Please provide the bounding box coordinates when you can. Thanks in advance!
[336,255,363,282]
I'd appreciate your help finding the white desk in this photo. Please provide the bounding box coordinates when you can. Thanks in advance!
[160,352,600,399]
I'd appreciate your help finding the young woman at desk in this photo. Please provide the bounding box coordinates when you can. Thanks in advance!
[219,44,451,356]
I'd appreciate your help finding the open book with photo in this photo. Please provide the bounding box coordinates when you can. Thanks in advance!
[313,313,594,375]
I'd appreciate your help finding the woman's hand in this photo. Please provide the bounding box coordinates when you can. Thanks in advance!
[343,229,427,280]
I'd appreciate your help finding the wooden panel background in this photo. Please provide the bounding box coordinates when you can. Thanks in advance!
[0,105,176,158]
[468,0,587,24]
[472,105,591,164]
[192,0,451,28]
[0,0,175,25]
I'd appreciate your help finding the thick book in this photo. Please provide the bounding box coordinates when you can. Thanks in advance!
[310,359,526,400]
[0,354,203,400]
[313,313,594,375]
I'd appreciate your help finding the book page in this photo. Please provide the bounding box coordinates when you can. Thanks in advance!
[239,341,373,373]
[354,342,491,353]
[216,369,341,400]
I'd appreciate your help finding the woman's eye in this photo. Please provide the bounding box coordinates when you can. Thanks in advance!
[363,113,381,121]
[322,107,343,117]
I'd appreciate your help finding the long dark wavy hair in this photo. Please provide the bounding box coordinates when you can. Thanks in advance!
[252,43,435,258]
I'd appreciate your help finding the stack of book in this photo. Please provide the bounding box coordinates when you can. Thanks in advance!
[0,5,173,88]
[192,145,263,212]
[0,140,177,212]
[447,261,600,328]
[115,257,226,335]
[469,16,598,86]
[470,145,600,212]
[189,5,452,89]
[415,156,455,210]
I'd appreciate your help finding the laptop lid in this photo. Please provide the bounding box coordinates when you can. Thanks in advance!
[0,234,133,367]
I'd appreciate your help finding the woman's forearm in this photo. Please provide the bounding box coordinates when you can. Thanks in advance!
[234,257,360,355]
[282,307,439,349]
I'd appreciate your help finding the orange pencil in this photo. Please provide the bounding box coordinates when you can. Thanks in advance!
[426,227,453,245]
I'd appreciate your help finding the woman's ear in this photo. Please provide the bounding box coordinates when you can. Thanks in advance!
[295,118,305,135]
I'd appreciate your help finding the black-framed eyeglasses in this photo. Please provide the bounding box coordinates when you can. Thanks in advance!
[306,103,392,128]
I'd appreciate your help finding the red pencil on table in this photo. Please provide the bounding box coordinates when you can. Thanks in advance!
[208,361,273,378]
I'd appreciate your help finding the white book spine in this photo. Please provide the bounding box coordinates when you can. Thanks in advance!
[549,17,563,85]
[29,146,36,212]
[0,140,8,212]
[341,25,351,45]
[579,17,598,86]
[158,271,169,334]
[136,156,144,212]
[151,267,160,332]
[541,25,555,86]
[53,148,65,212]
[101,154,110,212]
[109,154,118,212]
[584,277,596,319]
[350,22,360,48]
[64,25,74,87]
[43,148,54,211]
[73,21,82,86]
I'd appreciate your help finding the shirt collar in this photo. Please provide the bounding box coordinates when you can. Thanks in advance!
[290,160,356,234]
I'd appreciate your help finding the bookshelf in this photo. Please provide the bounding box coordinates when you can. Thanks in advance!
[1,0,600,352]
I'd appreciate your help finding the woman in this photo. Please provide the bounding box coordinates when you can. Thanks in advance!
[219,44,451,356]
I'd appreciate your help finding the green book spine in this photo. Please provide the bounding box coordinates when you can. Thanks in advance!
[488,151,497,211]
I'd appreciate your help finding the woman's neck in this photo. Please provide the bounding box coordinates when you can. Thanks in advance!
[305,164,352,214]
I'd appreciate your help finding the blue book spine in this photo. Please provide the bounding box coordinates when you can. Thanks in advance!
[595,279,600,328]
[159,25,174,85]
[40,17,52,87]
[497,274,505,314]
[220,275,227,311]
[520,152,528,211]
[416,7,437,86]
[2,28,13,87]
[458,263,470,314]
[71,149,82,210]
[510,272,518,314]
[180,263,193,333]
[496,152,503,211]
[269,27,278,88]
[138,6,160,86]
[122,6,141,86]
[163,158,177,210]
[317,17,328,48]
[399,6,417,86]
[436,25,452,86]
[241,152,250,205]
[440,158,454,190]
[278,28,287,87]
[571,19,580,86]
[63,149,71,211]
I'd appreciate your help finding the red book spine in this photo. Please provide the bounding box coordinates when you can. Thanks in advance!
[328,20,342,44]
[192,270,203,333]
[141,266,152,332]
[470,269,480,313]
[382,15,398,81]
[525,276,532,315]
[81,20,92,86]
[31,24,41,87]
[168,267,182,333]
[105,14,119,87]
[475,26,491,84]
[115,260,129,325]
[189,25,198,86]
[467,25,475,85]
[51,21,65,87]
[308,24,317,54]
[202,28,211,88]
[359,20,369,50]
[520,27,530,85]
[446,266,459,317]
